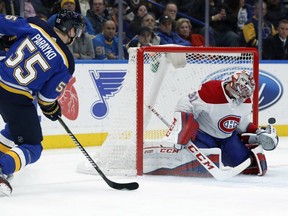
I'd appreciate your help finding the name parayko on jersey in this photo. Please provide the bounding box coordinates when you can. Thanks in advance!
[31,33,57,60]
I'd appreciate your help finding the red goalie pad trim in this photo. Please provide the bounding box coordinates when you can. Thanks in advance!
[177,112,199,144]
[242,152,267,176]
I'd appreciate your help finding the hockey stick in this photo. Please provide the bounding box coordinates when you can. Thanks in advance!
[146,105,251,181]
[58,117,139,190]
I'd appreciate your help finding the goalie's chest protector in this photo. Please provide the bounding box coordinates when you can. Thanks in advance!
[196,80,252,138]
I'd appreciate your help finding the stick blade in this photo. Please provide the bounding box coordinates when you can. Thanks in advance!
[212,158,251,181]
[110,182,139,190]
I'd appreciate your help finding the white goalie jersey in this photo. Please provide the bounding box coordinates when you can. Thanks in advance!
[175,80,253,138]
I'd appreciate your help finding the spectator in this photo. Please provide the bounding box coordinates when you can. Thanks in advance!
[50,0,82,15]
[225,0,253,34]
[68,16,95,59]
[262,19,288,60]
[110,0,132,43]
[141,12,161,45]
[157,15,191,46]
[129,3,149,38]
[126,26,152,49]
[176,18,205,47]
[162,1,178,21]
[35,6,51,21]
[36,1,55,19]
[177,0,204,33]
[93,19,121,60]
[156,1,178,31]
[47,0,96,36]
[24,0,37,18]
[23,0,51,19]
[151,0,175,20]
[198,0,240,47]
[86,0,111,35]
[242,1,276,47]
[266,0,288,28]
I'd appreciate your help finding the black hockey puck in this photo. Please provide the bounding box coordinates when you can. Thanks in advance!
[268,118,276,124]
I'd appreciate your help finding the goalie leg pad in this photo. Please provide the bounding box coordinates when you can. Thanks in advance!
[143,142,221,177]
[242,145,267,176]
[176,112,199,144]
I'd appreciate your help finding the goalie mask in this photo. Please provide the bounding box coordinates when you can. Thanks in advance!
[227,70,255,104]
[54,9,83,45]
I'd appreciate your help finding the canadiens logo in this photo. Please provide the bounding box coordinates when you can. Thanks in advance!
[218,115,241,134]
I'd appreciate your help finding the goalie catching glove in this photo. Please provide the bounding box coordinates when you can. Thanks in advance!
[241,125,279,151]
[40,100,61,121]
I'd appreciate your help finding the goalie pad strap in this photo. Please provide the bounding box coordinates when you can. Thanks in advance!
[177,112,199,144]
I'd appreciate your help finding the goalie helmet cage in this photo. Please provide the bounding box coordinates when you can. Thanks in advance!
[77,46,259,177]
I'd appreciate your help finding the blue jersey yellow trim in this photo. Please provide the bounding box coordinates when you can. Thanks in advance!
[29,23,69,68]
[0,81,34,100]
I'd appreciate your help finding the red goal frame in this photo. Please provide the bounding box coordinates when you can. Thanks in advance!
[135,46,259,175]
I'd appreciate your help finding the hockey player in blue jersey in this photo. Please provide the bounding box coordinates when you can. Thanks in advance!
[0,9,83,196]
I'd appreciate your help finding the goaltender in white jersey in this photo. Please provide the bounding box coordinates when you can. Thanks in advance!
[173,70,278,175]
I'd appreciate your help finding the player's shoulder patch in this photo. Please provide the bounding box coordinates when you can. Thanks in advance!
[198,80,228,104]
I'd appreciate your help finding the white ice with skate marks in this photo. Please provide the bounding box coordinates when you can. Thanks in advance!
[1,138,288,216]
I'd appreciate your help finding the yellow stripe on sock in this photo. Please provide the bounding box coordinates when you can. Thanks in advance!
[0,142,11,153]
[6,150,21,172]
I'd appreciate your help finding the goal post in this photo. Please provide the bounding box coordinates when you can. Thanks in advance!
[77,46,259,177]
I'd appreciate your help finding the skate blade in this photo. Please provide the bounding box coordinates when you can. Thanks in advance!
[0,181,12,197]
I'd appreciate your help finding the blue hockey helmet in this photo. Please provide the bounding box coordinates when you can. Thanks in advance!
[54,9,83,38]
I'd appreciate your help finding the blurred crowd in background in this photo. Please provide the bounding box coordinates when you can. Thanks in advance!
[1,0,288,60]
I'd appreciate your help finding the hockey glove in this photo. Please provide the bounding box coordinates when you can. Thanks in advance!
[241,125,279,151]
[40,100,61,121]
[256,125,279,151]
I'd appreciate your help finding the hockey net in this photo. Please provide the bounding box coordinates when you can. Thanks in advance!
[77,46,259,176]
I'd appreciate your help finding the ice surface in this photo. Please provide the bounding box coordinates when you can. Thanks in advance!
[1,138,288,216]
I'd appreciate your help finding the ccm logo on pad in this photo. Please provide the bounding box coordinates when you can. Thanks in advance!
[218,115,241,134]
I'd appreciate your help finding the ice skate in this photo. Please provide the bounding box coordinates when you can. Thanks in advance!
[0,168,12,196]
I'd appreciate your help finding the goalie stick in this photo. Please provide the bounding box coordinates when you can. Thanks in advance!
[146,105,251,181]
[58,117,139,190]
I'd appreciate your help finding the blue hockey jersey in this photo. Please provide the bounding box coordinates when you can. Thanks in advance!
[0,14,75,106]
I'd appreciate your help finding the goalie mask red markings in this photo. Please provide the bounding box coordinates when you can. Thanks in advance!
[187,145,215,170]
[218,115,240,133]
